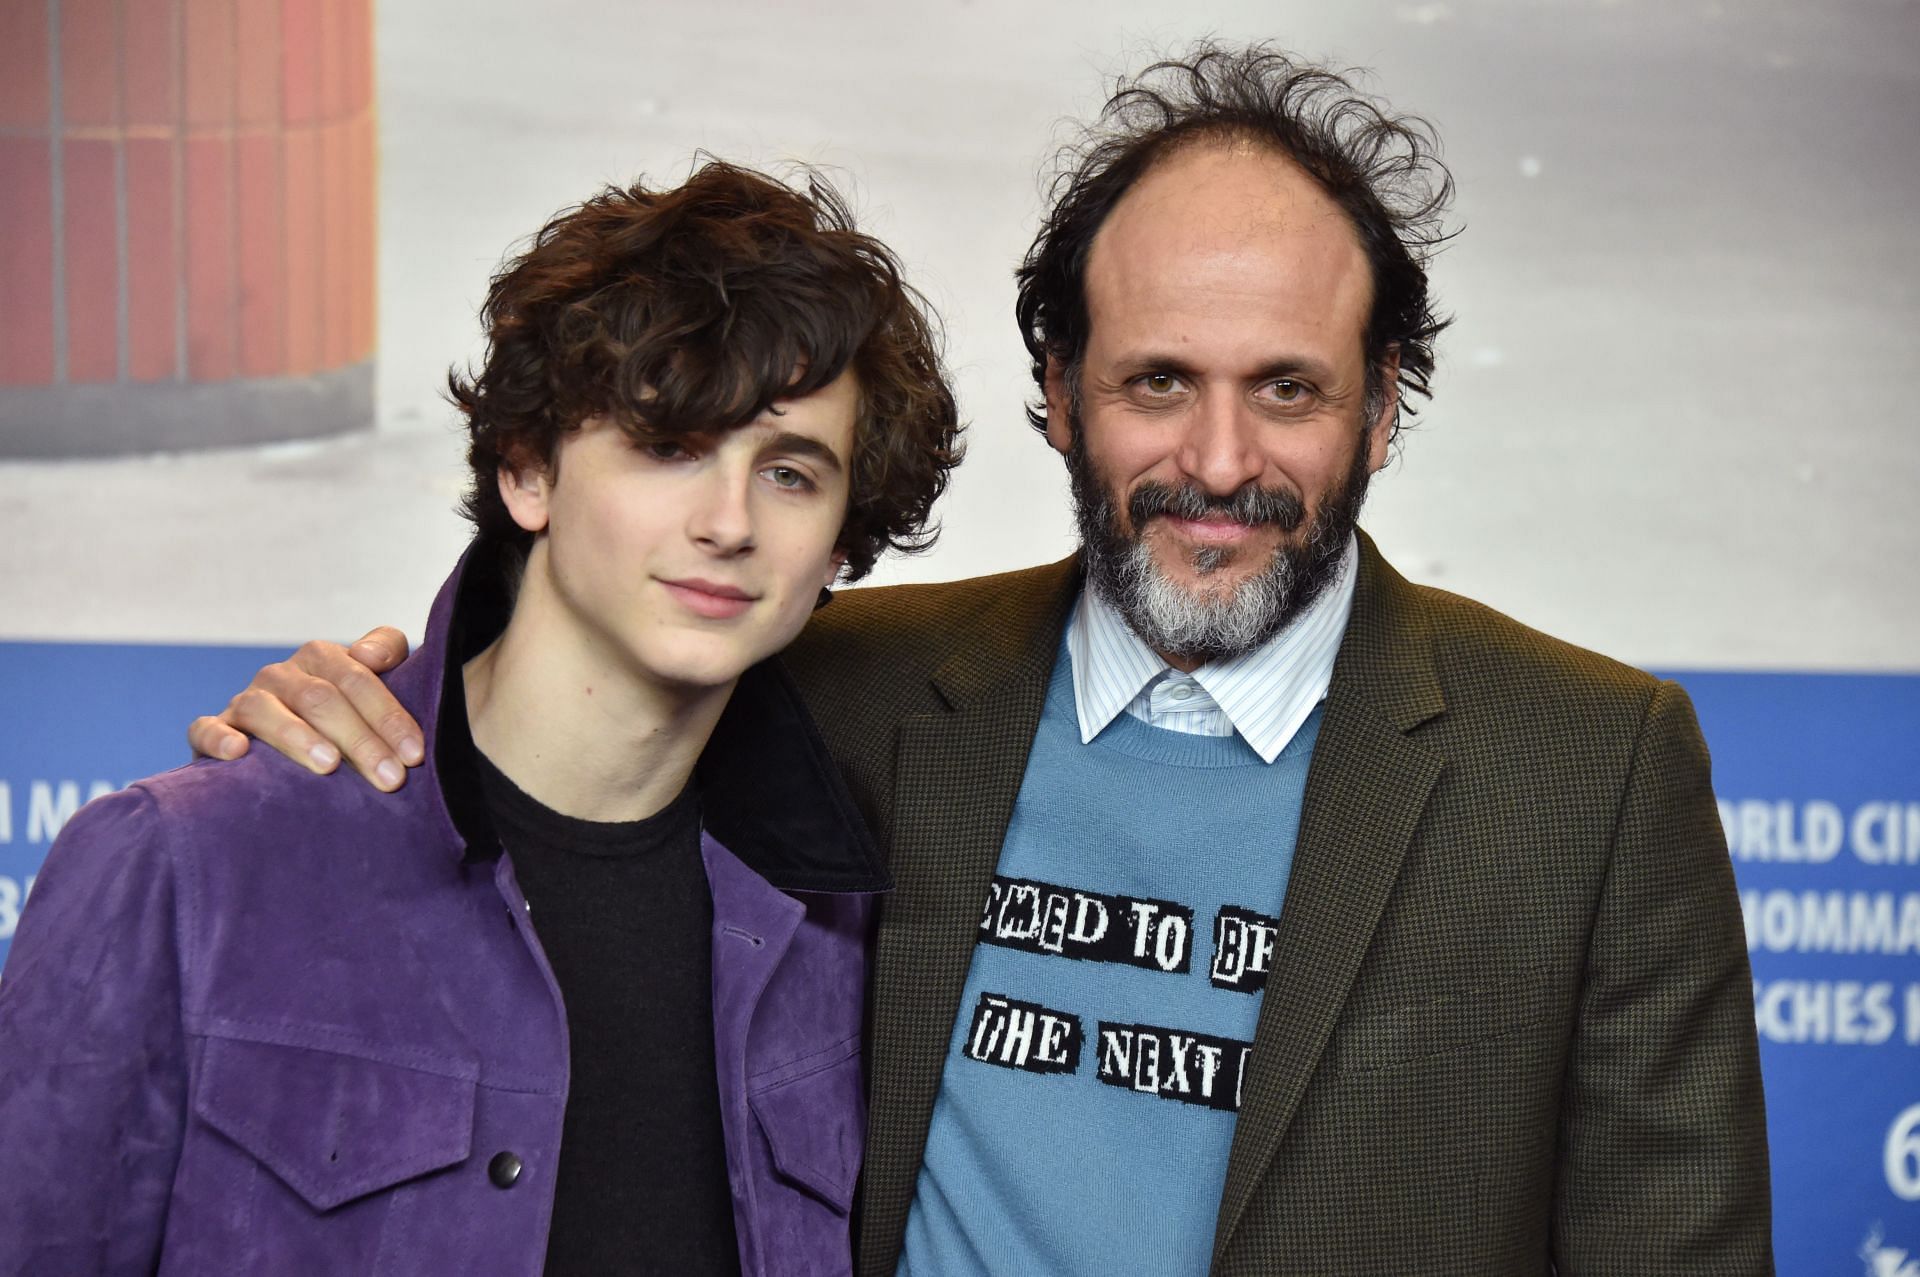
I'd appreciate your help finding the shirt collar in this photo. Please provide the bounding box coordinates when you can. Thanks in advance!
[1066,534,1359,763]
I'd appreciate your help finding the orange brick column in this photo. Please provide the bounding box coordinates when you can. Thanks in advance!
[0,0,376,457]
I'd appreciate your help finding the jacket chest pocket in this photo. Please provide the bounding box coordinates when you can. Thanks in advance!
[194,1035,477,1209]
[1326,979,1556,1075]
[746,1033,863,1215]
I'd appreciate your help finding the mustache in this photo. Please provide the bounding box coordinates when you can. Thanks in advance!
[1127,480,1306,532]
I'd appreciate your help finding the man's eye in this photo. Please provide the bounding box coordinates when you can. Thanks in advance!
[1138,373,1183,395]
[1268,379,1305,402]
[764,465,813,491]
[644,439,689,461]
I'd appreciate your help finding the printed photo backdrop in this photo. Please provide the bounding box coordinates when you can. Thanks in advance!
[2,0,1915,1270]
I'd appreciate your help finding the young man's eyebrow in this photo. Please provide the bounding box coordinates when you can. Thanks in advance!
[763,431,846,473]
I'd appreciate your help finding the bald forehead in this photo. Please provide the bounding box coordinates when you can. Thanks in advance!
[1082,139,1375,363]
[1116,138,1350,236]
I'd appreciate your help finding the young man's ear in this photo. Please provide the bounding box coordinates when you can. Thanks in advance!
[497,451,553,535]
[1042,356,1075,457]
[814,550,847,610]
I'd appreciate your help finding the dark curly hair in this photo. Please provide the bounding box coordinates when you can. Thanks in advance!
[451,160,962,581]
[1015,42,1455,444]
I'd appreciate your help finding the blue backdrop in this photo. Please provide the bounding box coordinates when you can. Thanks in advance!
[0,639,288,960]
[1,641,1915,1269]
[1671,670,1920,1274]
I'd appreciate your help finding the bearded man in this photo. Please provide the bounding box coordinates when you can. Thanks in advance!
[192,45,1771,1276]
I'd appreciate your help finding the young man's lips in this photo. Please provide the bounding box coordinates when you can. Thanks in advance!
[659,578,757,619]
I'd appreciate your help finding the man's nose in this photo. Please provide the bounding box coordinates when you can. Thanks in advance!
[1172,393,1265,496]
[688,468,755,555]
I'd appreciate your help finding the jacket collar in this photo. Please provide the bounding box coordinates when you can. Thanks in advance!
[384,540,890,895]
[924,556,1083,710]
[1331,528,1446,731]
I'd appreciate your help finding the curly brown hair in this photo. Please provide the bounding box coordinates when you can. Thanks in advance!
[451,160,962,581]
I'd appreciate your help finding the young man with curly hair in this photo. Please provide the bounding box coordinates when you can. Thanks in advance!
[0,163,960,1276]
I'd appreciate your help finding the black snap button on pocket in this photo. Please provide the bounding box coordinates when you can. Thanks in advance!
[488,1151,524,1188]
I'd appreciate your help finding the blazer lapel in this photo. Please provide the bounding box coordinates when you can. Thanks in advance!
[858,558,1080,1273]
[1212,534,1447,1265]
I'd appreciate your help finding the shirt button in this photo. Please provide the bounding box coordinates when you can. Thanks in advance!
[1171,685,1194,701]
[488,1151,524,1189]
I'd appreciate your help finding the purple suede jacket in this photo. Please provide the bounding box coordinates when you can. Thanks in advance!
[0,549,887,1276]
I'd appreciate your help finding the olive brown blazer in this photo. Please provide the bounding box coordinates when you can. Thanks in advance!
[781,532,1772,1275]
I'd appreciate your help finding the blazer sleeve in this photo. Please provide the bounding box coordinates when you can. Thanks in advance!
[1550,680,1773,1273]
[0,786,188,1277]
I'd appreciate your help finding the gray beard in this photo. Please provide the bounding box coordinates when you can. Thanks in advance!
[1068,430,1370,666]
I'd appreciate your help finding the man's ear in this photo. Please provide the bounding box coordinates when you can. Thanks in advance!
[1042,356,1075,457]
[497,452,553,534]
[823,549,846,589]
[1365,347,1402,474]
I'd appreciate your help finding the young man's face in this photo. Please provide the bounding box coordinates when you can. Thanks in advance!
[1045,140,1396,667]
[502,370,858,694]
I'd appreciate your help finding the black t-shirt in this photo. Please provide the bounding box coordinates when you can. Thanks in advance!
[473,750,743,1277]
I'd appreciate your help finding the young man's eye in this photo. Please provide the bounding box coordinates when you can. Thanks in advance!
[764,465,814,492]
[643,439,689,462]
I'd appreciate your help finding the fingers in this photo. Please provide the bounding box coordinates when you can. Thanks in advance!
[221,678,349,777]
[244,641,419,791]
[346,626,410,674]
[291,636,426,769]
[190,630,426,794]
[187,715,252,761]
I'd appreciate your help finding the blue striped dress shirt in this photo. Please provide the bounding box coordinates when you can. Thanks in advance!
[1065,535,1358,762]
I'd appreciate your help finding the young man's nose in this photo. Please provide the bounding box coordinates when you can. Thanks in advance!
[1172,394,1266,497]
[688,470,756,554]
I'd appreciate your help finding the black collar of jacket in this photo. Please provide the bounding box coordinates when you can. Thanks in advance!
[434,541,890,895]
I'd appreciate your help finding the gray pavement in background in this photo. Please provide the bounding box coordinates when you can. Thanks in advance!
[4,0,1916,668]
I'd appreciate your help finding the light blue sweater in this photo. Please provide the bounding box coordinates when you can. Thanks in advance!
[899,637,1324,1275]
